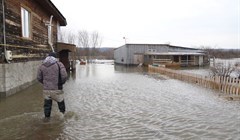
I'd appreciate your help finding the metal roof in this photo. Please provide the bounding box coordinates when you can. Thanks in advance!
[116,44,201,51]
[144,52,206,56]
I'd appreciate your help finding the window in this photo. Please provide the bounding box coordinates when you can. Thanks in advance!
[21,7,31,38]
[147,49,156,52]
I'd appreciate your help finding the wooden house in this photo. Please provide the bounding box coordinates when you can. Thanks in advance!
[114,44,209,67]
[0,0,67,62]
[0,0,74,97]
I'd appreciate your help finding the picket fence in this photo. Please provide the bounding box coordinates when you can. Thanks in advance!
[148,65,240,98]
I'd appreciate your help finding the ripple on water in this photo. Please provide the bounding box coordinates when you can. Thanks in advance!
[1,64,240,140]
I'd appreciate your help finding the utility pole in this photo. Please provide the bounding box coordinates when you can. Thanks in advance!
[123,37,127,44]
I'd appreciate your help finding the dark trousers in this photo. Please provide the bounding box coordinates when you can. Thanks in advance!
[44,99,65,117]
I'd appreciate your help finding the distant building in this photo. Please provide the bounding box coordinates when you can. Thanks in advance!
[114,44,208,66]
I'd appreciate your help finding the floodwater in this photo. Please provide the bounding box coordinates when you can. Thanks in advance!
[178,58,240,77]
[0,64,240,140]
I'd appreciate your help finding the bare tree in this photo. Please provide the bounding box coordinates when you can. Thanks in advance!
[59,29,103,61]
[58,30,76,44]
[77,30,89,61]
[77,30,102,61]
[234,62,240,78]
[77,30,89,48]
[91,31,102,48]
[90,31,102,57]
[67,32,76,44]
[210,62,235,77]
[201,45,240,59]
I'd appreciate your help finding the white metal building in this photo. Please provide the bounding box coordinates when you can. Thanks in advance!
[114,44,208,66]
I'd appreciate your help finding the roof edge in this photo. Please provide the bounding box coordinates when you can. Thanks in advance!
[36,0,67,26]
[120,43,201,50]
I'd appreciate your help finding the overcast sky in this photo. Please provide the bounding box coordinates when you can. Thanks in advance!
[51,0,239,49]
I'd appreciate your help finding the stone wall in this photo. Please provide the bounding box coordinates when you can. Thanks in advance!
[0,61,42,97]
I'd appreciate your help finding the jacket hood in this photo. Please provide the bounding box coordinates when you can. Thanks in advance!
[43,56,57,67]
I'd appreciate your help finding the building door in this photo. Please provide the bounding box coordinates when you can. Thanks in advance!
[133,54,144,64]
[59,50,70,71]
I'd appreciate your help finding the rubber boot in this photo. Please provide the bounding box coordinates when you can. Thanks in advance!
[44,99,52,118]
[58,100,65,114]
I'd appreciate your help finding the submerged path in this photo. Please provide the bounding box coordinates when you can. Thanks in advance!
[0,64,239,140]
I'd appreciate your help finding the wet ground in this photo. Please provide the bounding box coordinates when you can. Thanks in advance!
[0,64,240,140]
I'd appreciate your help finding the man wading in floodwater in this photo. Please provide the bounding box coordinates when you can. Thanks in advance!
[37,52,68,120]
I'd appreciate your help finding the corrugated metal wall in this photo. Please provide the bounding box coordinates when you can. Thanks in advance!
[114,44,204,65]
[114,45,128,64]
[114,44,170,65]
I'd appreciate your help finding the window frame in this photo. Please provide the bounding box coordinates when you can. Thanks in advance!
[21,6,32,39]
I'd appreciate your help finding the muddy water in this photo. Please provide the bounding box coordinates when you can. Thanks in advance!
[0,64,239,140]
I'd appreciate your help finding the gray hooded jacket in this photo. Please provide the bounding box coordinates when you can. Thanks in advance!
[37,56,68,90]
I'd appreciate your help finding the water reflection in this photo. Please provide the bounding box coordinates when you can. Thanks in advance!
[114,65,148,73]
[0,64,240,140]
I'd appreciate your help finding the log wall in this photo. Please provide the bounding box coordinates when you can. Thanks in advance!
[0,0,59,62]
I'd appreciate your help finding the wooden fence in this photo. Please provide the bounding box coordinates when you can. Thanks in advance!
[148,65,240,98]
